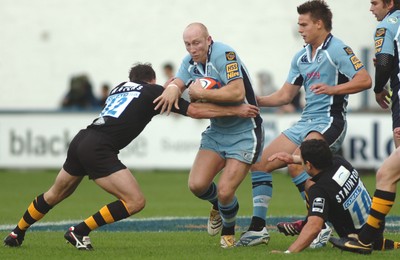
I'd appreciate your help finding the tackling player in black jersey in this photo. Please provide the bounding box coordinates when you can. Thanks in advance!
[3,63,260,250]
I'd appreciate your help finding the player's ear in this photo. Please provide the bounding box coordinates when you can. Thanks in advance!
[207,35,212,44]
[150,78,157,84]
[305,160,312,171]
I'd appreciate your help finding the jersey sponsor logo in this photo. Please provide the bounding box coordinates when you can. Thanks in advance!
[332,165,351,186]
[350,55,363,71]
[375,28,386,37]
[226,62,240,79]
[225,51,237,61]
[375,38,384,53]
[342,184,362,210]
[343,47,354,55]
[110,81,143,94]
[311,197,325,213]
[306,71,320,79]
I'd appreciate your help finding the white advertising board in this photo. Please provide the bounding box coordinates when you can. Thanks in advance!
[0,112,393,170]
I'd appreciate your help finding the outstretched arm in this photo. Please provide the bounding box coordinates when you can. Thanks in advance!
[268,152,301,164]
[257,82,301,107]
[287,216,324,253]
[187,103,259,119]
[153,78,186,115]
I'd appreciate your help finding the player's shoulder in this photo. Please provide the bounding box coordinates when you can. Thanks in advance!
[212,41,235,51]
[324,36,357,58]
[325,35,347,50]
[211,41,238,59]
[376,12,400,35]
[143,83,164,94]
[291,47,307,63]
[383,11,400,26]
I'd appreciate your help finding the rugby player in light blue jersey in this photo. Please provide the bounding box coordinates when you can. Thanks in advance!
[237,0,372,248]
[370,0,400,147]
[327,0,400,254]
[153,22,264,248]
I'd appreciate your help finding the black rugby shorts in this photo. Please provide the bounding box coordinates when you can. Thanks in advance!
[63,129,126,179]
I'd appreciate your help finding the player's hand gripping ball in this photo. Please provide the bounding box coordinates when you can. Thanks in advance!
[190,77,221,103]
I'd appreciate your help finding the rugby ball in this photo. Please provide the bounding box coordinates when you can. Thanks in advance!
[199,77,221,90]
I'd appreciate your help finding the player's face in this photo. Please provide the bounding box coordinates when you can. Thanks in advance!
[183,30,211,64]
[370,0,392,21]
[297,14,321,46]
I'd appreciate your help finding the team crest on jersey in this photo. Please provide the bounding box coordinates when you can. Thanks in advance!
[226,62,240,79]
[343,47,354,55]
[350,55,363,71]
[375,28,386,37]
[388,17,398,24]
[375,38,384,53]
[312,197,325,213]
[193,67,202,75]
[225,51,237,61]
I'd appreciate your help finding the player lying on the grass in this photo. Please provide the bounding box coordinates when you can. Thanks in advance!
[3,62,260,251]
[268,139,400,254]
[329,136,400,254]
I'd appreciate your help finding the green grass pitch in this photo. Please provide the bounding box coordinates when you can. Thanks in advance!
[1,169,399,259]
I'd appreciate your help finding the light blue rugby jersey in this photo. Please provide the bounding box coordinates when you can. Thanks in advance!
[176,41,262,133]
[374,10,400,57]
[287,34,364,119]
[374,9,400,117]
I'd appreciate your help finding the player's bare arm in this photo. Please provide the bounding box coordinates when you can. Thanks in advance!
[268,152,301,164]
[189,78,245,103]
[187,103,259,119]
[286,216,325,253]
[153,78,185,114]
[257,82,301,107]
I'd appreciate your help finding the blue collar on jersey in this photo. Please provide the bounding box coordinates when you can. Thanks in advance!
[382,8,400,21]
[303,33,333,50]
[321,33,333,50]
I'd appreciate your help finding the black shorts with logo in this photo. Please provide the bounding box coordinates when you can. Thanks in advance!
[63,129,126,179]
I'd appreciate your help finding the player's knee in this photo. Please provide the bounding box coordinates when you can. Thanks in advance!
[188,180,205,196]
[44,188,73,206]
[126,196,146,215]
[375,167,396,189]
[217,187,234,204]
